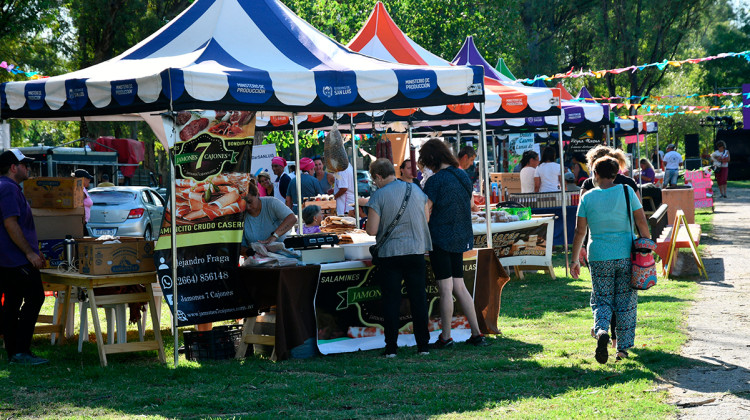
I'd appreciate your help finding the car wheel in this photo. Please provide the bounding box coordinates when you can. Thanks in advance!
[144,225,153,241]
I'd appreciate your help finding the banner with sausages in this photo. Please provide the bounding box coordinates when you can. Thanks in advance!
[315,254,477,355]
[155,110,257,326]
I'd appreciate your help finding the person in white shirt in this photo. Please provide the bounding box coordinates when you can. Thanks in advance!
[662,144,683,187]
[333,163,355,215]
[534,146,561,193]
[519,150,540,193]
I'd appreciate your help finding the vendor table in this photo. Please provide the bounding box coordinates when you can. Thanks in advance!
[530,206,576,246]
[39,269,166,367]
[473,217,556,278]
[234,265,321,361]
[234,250,509,359]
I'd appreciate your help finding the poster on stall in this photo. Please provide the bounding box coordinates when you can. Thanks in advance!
[315,255,477,355]
[250,143,277,177]
[472,218,555,268]
[155,110,257,326]
[508,132,535,155]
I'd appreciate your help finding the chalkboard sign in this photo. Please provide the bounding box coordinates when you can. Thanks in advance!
[569,137,602,155]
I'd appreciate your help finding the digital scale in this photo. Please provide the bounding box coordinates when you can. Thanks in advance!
[283,233,340,250]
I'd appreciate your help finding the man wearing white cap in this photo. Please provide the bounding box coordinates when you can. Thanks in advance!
[0,149,48,365]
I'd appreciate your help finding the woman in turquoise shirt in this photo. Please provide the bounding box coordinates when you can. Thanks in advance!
[571,156,650,364]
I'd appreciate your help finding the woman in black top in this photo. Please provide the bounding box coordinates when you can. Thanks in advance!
[419,139,486,348]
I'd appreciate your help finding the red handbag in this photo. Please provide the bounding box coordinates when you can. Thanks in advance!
[624,186,657,290]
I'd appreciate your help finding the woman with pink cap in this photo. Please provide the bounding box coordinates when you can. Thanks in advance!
[285,157,323,212]
[271,156,291,202]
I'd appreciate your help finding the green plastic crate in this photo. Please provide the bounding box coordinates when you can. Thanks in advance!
[495,207,532,221]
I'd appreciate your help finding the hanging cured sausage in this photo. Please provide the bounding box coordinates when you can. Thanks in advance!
[324,126,350,172]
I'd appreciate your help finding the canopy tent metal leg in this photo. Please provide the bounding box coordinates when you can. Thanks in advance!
[292,113,304,233]
[637,131,643,197]
[605,125,611,148]
[613,127,618,150]
[456,128,461,155]
[164,106,179,367]
[492,130,500,172]
[656,131,661,170]
[479,103,493,248]
[557,116,569,277]
[350,114,360,223]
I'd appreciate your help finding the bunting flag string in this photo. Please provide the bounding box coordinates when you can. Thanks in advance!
[570,91,750,102]
[0,61,47,79]
[517,50,750,84]
[615,103,749,119]
[606,101,749,112]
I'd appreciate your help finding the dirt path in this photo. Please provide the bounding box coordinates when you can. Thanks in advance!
[665,186,750,418]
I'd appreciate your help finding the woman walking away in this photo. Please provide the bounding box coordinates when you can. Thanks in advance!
[711,141,730,198]
[366,158,432,357]
[580,145,639,350]
[571,156,650,363]
[419,139,487,348]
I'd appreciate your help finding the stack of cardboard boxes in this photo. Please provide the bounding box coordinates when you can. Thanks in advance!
[24,177,85,268]
[24,177,155,274]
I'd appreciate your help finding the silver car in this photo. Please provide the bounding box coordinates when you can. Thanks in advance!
[87,186,165,240]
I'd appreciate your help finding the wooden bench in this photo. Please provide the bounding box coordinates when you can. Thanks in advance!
[654,209,707,278]
[655,223,702,263]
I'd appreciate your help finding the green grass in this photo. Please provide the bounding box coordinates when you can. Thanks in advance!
[1,234,713,418]
[727,180,750,189]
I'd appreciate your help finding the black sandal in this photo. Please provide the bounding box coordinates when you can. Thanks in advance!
[615,351,629,361]
[595,332,609,364]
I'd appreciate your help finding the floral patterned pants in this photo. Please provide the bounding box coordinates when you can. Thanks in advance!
[589,258,638,351]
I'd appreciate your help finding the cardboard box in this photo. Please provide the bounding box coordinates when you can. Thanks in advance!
[39,239,66,268]
[77,237,156,275]
[32,208,84,240]
[23,177,84,209]
[491,173,522,199]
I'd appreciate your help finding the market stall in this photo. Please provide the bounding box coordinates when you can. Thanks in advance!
[1,0,487,365]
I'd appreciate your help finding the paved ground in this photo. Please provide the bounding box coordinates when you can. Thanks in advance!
[665,186,750,418]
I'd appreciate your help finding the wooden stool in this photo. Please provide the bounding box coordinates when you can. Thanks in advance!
[235,313,276,361]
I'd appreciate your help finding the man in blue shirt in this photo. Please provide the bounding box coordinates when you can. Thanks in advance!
[285,157,323,212]
[0,150,48,365]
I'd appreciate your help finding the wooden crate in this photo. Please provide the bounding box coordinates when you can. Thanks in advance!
[303,200,336,210]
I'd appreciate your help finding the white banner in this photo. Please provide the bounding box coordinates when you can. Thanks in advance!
[250,143,277,177]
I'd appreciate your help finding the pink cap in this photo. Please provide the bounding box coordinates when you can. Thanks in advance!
[300,157,315,172]
[271,156,287,167]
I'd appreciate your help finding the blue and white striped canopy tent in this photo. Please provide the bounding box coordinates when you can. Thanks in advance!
[0,0,487,365]
[615,119,659,135]
[0,0,484,137]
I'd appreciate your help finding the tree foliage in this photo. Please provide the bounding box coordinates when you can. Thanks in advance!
[3,0,749,163]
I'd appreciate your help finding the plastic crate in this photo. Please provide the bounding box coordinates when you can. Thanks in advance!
[183,325,242,361]
[496,207,532,220]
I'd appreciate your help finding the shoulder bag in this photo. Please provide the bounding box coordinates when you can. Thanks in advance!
[444,166,473,198]
[623,185,657,290]
[369,182,412,265]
